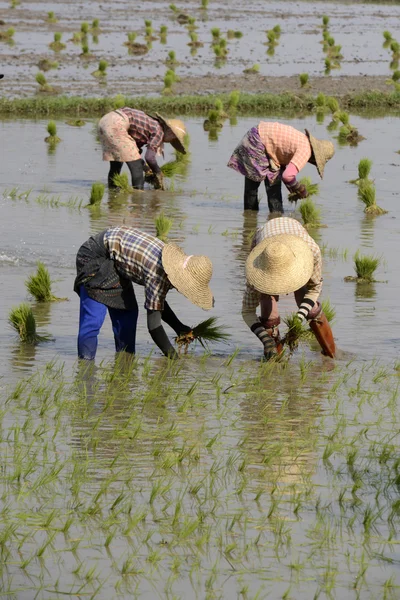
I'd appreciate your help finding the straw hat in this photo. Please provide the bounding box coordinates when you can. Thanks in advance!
[305,129,335,179]
[149,112,187,154]
[162,244,213,310]
[246,234,314,295]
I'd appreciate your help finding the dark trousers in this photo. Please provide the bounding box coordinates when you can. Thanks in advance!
[244,177,283,213]
[78,286,139,360]
[108,159,144,190]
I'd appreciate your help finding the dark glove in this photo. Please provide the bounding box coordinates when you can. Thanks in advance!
[286,178,309,201]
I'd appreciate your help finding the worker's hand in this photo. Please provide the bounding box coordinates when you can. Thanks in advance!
[153,172,165,191]
[287,181,309,202]
[142,159,152,174]
[294,312,306,324]
[262,336,278,361]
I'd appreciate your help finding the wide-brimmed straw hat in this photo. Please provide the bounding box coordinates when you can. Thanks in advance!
[162,244,213,310]
[149,112,187,154]
[246,234,314,295]
[305,129,335,179]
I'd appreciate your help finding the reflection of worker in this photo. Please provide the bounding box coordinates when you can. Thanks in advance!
[228,121,335,213]
[98,108,187,190]
[242,217,335,359]
[74,226,213,360]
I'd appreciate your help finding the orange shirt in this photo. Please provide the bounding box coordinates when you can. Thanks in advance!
[258,122,311,173]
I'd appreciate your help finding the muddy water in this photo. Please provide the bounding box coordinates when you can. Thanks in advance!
[1,0,400,96]
[0,113,399,380]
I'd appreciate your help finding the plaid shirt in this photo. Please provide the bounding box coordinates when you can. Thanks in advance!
[118,108,164,152]
[104,226,171,311]
[242,217,323,317]
[258,122,311,173]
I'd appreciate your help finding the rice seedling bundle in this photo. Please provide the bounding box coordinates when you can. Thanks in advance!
[155,213,173,241]
[321,299,336,323]
[89,182,105,205]
[354,252,380,281]
[358,180,387,215]
[176,317,230,352]
[112,172,132,191]
[299,73,309,87]
[26,262,66,302]
[299,198,322,227]
[282,313,311,352]
[288,177,319,203]
[9,303,50,343]
[44,120,61,143]
[243,64,260,74]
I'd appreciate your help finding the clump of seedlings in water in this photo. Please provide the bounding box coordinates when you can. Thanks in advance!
[124,32,148,55]
[80,40,92,58]
[0,27,15,42]
[36,72,54,93]
[9,303,50,343]
[201,0,208,8]
[112,172,133,192]
[349,158,373,185]
[166,50,179,66]
[89,182,105,205]
[176,317,230,352]
[358,180,387,215]
[243,63,260,74]
[144,19,157,41]
[176,13,190,24]
[66,119,85,127]
[155,213,173,242]
[91,19,101,34]
[49,32,65,52]
[169,3,178,11]
[26,262,67,302]
[81,22,90,36]
[213,38,228,63]
[344,251,380,283]
[203,98,227,132]
[299,198,322,228]
[383,30,393,49]
[44,120,61,143]
[37,58,58,71]
[163,69,179,94]
[322,15,330,30]
[46,11,58,23]
[337,111,364,145]
[315,92,329,122]
[228,89,240,113]
[282,313,312,352]
[188,31,203,48]
[299,73,309,87]
[92,59,108,78]
[160,25,167,43]
[227,29,243,39]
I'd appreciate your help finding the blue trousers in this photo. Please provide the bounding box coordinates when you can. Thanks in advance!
[78,286,139,360]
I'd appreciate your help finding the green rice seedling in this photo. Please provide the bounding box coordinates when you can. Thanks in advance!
[288,176,319,202]
[326,96,339,113]
[282,312,311,352]
[44,120,60,143]
[243,64,260,74]
[316,92,326,107]
[26,262,66,302]
[91,18,100,32]
[350,158,373,184]
[66,119,85,126]
[383,30,392,42]
[234,30,243,38]
[81,42,90,56]
[324,58,332,73]
[201,0,209,7]
[211,27,220,40]
[299,73,309,87]
[351,251,380,282]
[46,11,58,23]
[337,110,349,125]
[188,31,203,47]
[322,15,330,28]
[176,317,230,352]
[166,50,178,65]
[228,90,240,111]
[9,303,49,343]
[160,25,167,42]
[92,59,108,78]
[299,198,322,228]
[112,172,133,191]
[155,213,173,242]
[49,32,65,52]
[391,41,400,57]
[89,182,105,205]
[273,24,281,36]
[358,180,387,215]
[169,4,178,11]
[266,30,277,45]
[321,298,336,323]
[81,22,89,35]
[392,70,400,81]
[0,27,15,41]
[187,17,196,30]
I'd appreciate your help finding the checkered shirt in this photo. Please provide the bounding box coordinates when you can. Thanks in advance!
[118,108,164,151]
[104,226,171,311]
[243,217,323,313]
[258,122,312,173]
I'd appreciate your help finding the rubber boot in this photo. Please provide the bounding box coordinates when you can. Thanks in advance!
[260,316,283,354]
[244,190,259,211]
[266,181,283,214]
[309,312,336,358]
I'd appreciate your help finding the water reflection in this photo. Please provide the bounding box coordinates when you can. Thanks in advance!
[10,341,38,371]
[359,214,375,248]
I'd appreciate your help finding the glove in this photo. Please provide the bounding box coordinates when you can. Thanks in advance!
[295,312,306,324]
[286,179,309,201]
[264,344,278,361]
[153,172,165,191]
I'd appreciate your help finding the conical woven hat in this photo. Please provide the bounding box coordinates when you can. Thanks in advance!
[148,112,187,154]
[162,244,213,310]
[246,234,314,295]
[305,129,335,179]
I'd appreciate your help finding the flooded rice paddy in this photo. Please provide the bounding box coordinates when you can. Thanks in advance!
[2,0,400,96]
[0,113,400,598]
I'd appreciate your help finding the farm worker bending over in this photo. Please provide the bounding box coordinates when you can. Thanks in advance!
[74,226,214,360]
[98,108,187,190]
[242,216,335,359]
[227,121,335,213]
